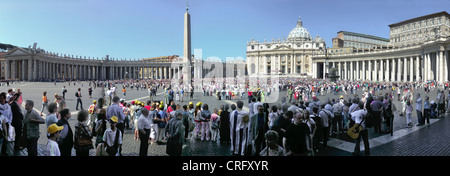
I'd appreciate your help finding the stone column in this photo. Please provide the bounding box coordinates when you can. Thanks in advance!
[362,60,366,81]
[356,61,359,80]
[338,62,341,80]
[5,60,10,80]
[373,60,378,81]
[440,50,445,83]
[386,59,390,82]
[396,58,400,82]
[436,52,440,82]
[291,54,295,74]
[20,60,25,80]
[380,59,384,82]
[349,61,353,81]
[410,57,413,82]
[416,56,420,81]
[277,54,281,75]
[391,59,395,81]
[33,60,38,80]
[444,50,448,82]
[368,60,372,81]
[344,61,347,80]
[12,60,17,80]
[427,53,431,81]
[263,55,268,74]
[403,58,406,82]
[28,59,33,81]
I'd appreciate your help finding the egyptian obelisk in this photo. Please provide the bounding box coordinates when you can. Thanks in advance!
[183,3,192,84]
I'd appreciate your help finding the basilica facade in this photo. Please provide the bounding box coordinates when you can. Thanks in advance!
[246,17,326,77]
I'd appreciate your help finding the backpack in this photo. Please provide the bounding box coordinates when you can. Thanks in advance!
[363,111,373,128]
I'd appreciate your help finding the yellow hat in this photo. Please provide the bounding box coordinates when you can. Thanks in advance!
[340,95,344,99]
[196,102,203,107]
[47,124,64,134]
[93,100,97,103]
[189,102,193,106]
[110,116,118,123]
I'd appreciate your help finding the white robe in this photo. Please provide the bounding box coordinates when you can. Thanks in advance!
[230,109,249,156]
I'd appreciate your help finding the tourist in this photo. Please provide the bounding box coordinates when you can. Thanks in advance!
[200,104,211,141]
[103,116,122,156]
[303,110,316,156]
[57,109,73,156]
[88,100,97,129]
[88,87,93,98]
[423,96,431,125]
[1,92,14,155]
[74,110,94,156]
[259,130,286,156]
[193,102,203,139]
[10,93,24,151]
[94,108,107,147]
[16,89,23,106]
[40,91,49,116]
[383,98,396,134]
[137,108,151,156]
[0,108,7,155]
[416,93,423,126]
[283,111,311,156]
[45,124,63,156]
[309,107,322,153]
[133,101,142,140]
[405,100,413,128]
[106,96,125,145]
[249,104,268,156]
[370,96,384,134]
[62,86,67,100]
[219,104,230,144]
[156,103,168,144]
[231,101,250,156]
[210,108,220,142]
[45,103,58,128]
[182,105,190,139]
[23,100,45,156]
[351,102,369,156]
[187,102,195,137]
[319,103,333,149]
[75,88,84,110]
[165,110,185,156]
[437,90,445,117]
[332,97,344,136]
[229,103,238,154]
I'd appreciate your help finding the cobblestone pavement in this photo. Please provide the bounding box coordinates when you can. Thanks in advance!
[1,81,449,156]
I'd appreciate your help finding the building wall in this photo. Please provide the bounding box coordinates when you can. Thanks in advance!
[389,12,450,48]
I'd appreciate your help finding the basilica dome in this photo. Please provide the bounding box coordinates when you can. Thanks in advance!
[287,17,312,41]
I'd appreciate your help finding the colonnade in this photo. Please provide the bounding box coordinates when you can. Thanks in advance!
[314,47,450,83]
[4,59,185,81]
[3,49,185,81]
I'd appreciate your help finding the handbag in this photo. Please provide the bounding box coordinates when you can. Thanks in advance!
[96,143,109,156]
[105,130,120,156]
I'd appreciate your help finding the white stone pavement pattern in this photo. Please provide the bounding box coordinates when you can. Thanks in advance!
[0,81,444,156]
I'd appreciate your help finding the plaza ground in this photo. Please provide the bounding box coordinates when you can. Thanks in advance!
[1,81,450,156]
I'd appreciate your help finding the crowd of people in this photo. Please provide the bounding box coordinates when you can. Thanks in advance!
[0,77,450,156]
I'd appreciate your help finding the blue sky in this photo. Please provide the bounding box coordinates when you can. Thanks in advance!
[1,0,449,61]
